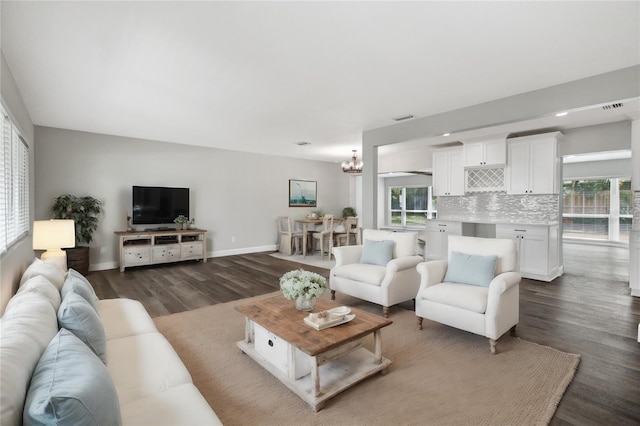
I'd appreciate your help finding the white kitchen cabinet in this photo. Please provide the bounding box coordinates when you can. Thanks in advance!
[506,132,561,195]
[425,221,475,260]
[496,224,561,281]
[433,148,464,196]
[463,139,506,167]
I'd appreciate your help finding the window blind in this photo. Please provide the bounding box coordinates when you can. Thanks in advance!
[0,104,30,253]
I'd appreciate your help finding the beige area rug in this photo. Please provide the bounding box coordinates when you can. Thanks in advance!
[270,252,335,270]
[154,292,580,426]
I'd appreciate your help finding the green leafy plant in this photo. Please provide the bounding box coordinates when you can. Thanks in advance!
[52,194,103,245]
[173,215,189,224]
[342,207,357,218]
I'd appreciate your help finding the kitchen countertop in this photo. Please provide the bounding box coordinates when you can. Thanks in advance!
[428,218,559,226]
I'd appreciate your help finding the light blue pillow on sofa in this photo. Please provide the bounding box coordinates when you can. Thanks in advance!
[360,239,394,266]
[23,329,122,426]
[57,291,107,364]
[61,269,99,312]
[443,251,498,287]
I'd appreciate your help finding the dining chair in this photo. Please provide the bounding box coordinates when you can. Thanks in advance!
[277,216,303,255]
[334,216,358,247]
[311,215,334,260]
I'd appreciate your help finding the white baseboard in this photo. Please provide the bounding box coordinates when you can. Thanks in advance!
[89,261,118,272]
[209,245,277,258]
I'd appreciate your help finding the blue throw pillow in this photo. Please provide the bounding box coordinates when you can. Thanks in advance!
[360,239,394,266]
[57,291,107,364]
[23,329,122,426]
[443,251,498,287]
[61,269,99,312]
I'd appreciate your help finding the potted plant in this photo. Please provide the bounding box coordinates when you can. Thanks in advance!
[342,207,357,218]
[279,269,327,311]
[174,215,189,229]
[52,194,103,275]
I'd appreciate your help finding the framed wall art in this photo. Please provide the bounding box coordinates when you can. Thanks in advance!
[289,179,317,207]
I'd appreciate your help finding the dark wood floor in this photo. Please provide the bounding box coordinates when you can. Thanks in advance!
[88,244,640,425]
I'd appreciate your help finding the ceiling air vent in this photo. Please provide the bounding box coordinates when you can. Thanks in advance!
[602,103,623,110]
[392,114,414,121]
[294,141,311,146]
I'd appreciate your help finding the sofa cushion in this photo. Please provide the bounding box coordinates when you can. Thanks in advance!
[361,229,417,258]
[420,283,489,314]
[23,329,122,426]
[360,239,394,266]
[97,299,158,340]
[332,263,387,286]
[0,293,58,426]
[443,251,498,287]
[61,269,99,312]
[106,333,193,404]
[19,258,66,290]
[57,291,107,364]
[120,384,222,425]
[14,275,61,312]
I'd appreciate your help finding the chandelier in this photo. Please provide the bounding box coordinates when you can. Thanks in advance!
[341,150,363,174]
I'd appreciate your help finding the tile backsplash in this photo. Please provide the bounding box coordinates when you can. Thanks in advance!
[437,192,560,224]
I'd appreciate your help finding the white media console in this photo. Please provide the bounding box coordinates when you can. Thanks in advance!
[115,229,207,272]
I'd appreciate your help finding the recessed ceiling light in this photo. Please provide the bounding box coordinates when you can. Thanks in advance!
[442,133,450,137]
[392,114,414,121]
[555,112,568,117]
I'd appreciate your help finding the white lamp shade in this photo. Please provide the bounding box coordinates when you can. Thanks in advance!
[33,220,76,250]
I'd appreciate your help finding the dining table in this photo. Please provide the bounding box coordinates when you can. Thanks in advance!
[295,217,344,258]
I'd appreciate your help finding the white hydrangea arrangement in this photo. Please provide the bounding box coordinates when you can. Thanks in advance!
[279,269,327,300]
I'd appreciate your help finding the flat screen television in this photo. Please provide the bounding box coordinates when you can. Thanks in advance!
[132,186,189,225]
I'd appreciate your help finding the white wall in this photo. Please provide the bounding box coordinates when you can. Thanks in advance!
[34,126,350,271]
[560,121,631,156]
[0,52,35,314]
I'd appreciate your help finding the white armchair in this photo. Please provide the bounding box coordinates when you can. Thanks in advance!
[415,235,520,354]
[330,229,423,317]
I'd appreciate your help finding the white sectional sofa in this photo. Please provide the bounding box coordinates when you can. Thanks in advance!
[0,258,221,425]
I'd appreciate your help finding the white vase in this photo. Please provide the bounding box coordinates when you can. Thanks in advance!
[295,294,316,311]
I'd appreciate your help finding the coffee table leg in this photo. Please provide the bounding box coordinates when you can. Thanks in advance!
[311,356,320,397]
[374,329,382,363]
[244,318,253,343]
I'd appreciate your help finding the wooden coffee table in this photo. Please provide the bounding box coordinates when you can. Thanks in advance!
[235,294,392,411]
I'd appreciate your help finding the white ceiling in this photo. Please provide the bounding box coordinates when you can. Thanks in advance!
[2,1,639,163]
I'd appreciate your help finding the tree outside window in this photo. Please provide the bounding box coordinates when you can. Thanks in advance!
[562,178,631,242]
[389,186,435,227]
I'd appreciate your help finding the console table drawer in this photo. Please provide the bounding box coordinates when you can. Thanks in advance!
[181,242,204,259]
[124,247,150,265]
[152,245,181,262]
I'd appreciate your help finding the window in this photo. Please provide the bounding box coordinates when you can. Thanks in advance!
[389,186,435,227]
[1,105,30,253]
[562,178,631,243]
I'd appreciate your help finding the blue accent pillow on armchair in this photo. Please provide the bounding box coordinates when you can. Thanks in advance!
[443,251,498,287]
[360,239,394,266]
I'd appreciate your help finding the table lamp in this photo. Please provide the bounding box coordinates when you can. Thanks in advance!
[32,219,76,271]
